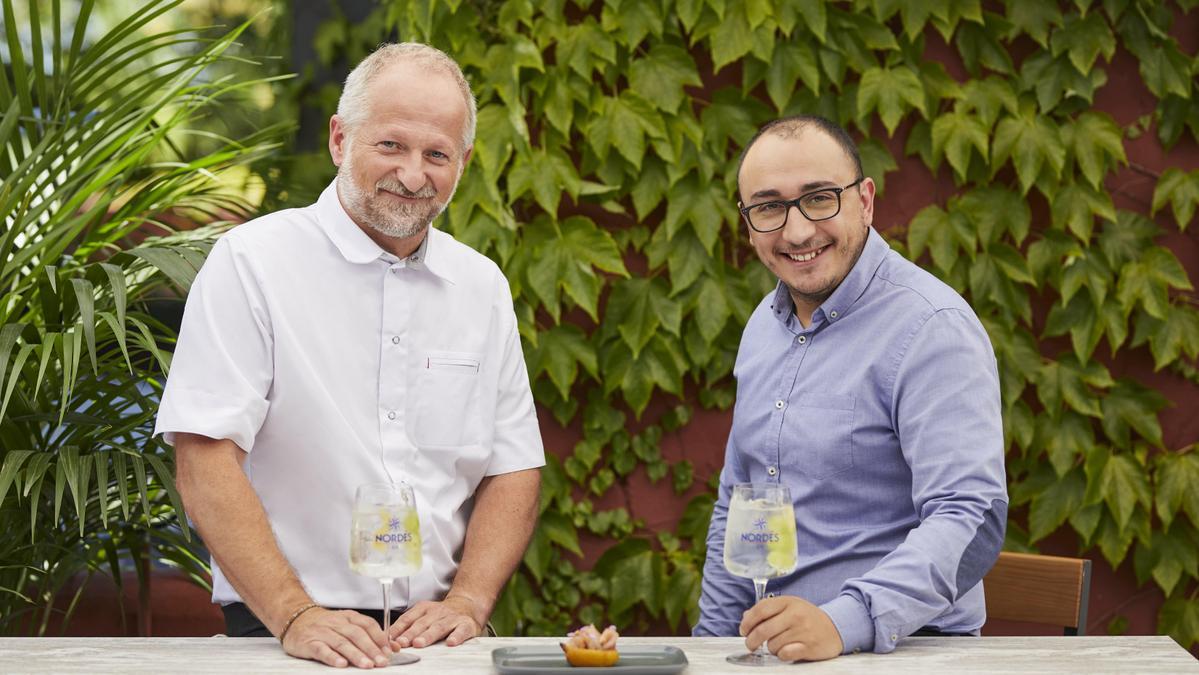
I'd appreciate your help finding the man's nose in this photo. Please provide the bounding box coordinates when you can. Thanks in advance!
[781,204,817,242]
[394,155,426,192]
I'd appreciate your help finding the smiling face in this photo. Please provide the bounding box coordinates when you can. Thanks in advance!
[738,128,875,323]
[329,60,472,244]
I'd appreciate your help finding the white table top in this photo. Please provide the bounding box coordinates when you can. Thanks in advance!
[0,636,1194,674]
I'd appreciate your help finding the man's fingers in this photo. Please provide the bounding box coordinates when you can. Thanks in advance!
[777,641,808,663]
[738,596,787,637]
[391,604,430,645]
[407,614,451,648]
[326,630,381,669]
[444,620,477,647]
[744,611,795,652]
[311,642,349,668]
[344,611,391,653]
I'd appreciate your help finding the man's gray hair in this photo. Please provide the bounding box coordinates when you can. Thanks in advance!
[336,42,477,153]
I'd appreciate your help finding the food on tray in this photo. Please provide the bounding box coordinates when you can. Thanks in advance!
[560,624,620,667]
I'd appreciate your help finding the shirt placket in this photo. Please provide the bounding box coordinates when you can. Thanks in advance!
[378,257,413,607]
[770,326,812,482]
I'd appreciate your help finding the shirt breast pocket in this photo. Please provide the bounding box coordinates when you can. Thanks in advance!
[411,351,482,447]
[783,392,855,479]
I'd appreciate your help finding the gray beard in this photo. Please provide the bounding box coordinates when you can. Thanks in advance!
[336,166,447,239]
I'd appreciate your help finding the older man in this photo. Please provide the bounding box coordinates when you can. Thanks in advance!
[156,43,543,668]
[693,116,1007,662]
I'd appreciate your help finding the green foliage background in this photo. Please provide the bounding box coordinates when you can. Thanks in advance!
[291,0,1199,645]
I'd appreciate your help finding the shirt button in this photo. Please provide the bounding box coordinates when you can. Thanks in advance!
[830,310,838,318]
[767,466,778,476]
[853,648,861,654]
[774,400,784,409]
[386,411,396,420]
[410,255,420,262]
[391,335,401,344]
[890,634,898,641]
[797,335,806,344]
[767,592,775,598]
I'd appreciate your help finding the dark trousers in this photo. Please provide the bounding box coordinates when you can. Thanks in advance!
[911,627,973,637]
[222,602,400,638]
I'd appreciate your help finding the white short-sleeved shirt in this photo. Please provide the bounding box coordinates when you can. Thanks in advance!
[154,182,545,610]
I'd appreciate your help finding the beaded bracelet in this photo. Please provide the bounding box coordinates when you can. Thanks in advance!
[277,602,320,643]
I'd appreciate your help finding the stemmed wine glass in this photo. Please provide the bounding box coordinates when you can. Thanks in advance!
[723,483,799,666]
[350,482,423,666]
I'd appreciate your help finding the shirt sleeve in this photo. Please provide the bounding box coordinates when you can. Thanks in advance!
[821,308,1008,654]
[693,434,755,637]
[483,274,545,476]
[154,235,274,452]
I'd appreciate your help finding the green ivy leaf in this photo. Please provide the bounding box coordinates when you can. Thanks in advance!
[1136,39,1194,99]
[605,277,681,358]
[906,205,958,272]
[600,336,687,417]
[1155,451,1199,530]
[600,0,664,46]
[507,146,581,214]
[588,93,665,170]
[539,510,583,556]
[700,87,763,157]
[1147,523,1199,596]
[553,18,616,78]
[662,174,735,252]
[1116,248,1192,320]
[1034,355,1111,417]
[931,111,989,181]
[709,2,754,72]
[957,187,1031,245]
[795,1,827,41]
[646,227,710,296]
[1043,294,1103,362]
[661,562,700,631]
[857,66,926,136]
[594,538,655,615]
[1064,111,1126,189]
[524,216,628,322]
[755,42,821,112]
[955,77,1019,130]
[693,274,733,343]
[1070,502,1104,542]
[1052,182,1116,242]
[522,527,553,583]
[857,139,897,196]
[1157,593,1199,653]
[1095,509,1140,567]
[1100,379,1166,448]
[1018,51,1107,111]
[955,18,1014,76]
[1050,11,1115,73]
[526,324,597,400]
[1029,467,1085,541]
[992,109,1067,193]
[1004,0,1062,47]
[1151,168,1199,231]
[629,45,702,114]
[1101,453,1152,530]
[1059,253,1111,310]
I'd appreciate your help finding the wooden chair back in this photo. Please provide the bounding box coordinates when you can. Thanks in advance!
[982,551,1092,635]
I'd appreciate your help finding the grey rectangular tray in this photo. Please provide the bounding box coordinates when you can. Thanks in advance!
[491,645,688,674]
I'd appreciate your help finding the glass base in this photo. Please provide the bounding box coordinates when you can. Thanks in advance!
[726,651,787,666]
[389,651,420,666]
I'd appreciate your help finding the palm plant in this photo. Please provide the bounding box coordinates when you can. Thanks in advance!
[0,0,288,634]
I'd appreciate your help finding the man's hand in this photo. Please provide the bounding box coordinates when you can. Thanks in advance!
[740,596,844,662]
[390,595,485,648]
[282,607,399,668]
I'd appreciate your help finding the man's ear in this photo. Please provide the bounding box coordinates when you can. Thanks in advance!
[329,115,347,167]
[858,176,877,228]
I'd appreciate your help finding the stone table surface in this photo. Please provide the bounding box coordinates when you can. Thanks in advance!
[0,635,1195,673]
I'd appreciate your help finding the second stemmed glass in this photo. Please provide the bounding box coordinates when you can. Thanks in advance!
[722,482,799,666]
[350,482,423,666]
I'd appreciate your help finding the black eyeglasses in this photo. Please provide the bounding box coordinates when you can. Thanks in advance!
[739,178,864,233]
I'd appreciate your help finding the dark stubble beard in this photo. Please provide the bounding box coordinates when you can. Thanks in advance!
[787,218,870,308]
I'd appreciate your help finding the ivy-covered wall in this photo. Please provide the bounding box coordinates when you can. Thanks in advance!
[302,0,1199,648]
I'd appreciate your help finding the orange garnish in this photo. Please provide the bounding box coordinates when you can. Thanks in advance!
[560,642,620,667]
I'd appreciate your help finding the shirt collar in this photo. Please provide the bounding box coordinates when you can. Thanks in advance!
[316,181,456,284]
[770,227,890,327]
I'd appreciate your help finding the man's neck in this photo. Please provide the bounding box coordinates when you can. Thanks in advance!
[358,221,427,260]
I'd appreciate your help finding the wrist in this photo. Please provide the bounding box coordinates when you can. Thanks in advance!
[444,590,492,627]
[264,592,317,636]
[277,602,321,643]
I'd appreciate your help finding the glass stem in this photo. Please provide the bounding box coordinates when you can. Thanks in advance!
[381,579,393,644]
[752,578,769,657]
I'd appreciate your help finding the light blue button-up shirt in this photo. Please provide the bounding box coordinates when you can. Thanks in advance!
[693,228,1008,654]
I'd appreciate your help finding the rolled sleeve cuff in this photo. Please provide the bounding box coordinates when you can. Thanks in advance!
[154,386,267,453]
[821,594,875,655]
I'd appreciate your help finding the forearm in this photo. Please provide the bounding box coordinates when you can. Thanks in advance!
[174,432,311,635]
[445,468,540,624]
